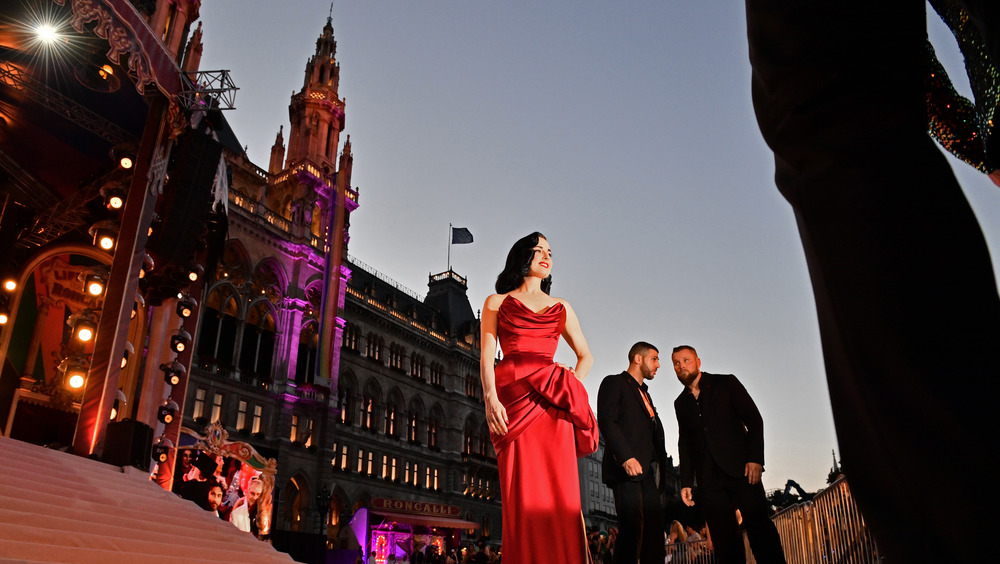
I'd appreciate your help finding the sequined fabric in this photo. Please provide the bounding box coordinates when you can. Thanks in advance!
[926,0,1000,173]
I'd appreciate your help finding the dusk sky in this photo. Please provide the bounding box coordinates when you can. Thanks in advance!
[196,1,1000,493]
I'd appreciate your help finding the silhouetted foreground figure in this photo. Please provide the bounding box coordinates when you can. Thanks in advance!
[745,1,999,560]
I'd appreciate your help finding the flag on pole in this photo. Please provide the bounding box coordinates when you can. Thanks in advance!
[451,227,474,244]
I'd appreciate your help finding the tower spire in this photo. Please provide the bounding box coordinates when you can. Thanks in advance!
[285,14,345,169]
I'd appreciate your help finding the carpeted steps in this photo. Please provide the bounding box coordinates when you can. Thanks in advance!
[0,435,294,563]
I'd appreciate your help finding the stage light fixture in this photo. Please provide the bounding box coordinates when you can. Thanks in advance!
[81,270,107,297]
[139,253,154,279]
[121,341,134,369]
[176,295,197,319]
[157,399,179,424]
[110,389,127,420]
[170,329,192,354]
[132,294,145,320]
[160,361,186,386]
[152,436,174,464]
[59,357,89,390]
[110,145,135,170]
[100,184,126,210]
[67,309,99,342]
[186,264,204,283]
[89,221,118,252]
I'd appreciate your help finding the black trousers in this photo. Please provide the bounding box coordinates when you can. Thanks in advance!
[610,472,664,564]
[697,461,785,564]
[746,1,999,560]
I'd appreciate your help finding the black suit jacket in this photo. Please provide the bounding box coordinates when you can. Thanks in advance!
[674,372,765,488]
[597,372,667,487]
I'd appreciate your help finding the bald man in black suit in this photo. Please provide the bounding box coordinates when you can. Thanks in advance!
[672,345,785,564]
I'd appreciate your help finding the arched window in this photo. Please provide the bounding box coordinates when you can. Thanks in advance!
[479,421,491,457]
[366,333,383,362]
[239,300,277,385]
[196,286,240,371]
[427,405,443,449]
[342,322,359,351]
[463,416,478,455]
[385,390,402,438]
[410,353,424,380]
[295,322,319,385]
[338,373,357,425]
[362,381,381,432]
[407,398,424,445]
[388,343,404,370]
[465,374,479,398]
[429,362,443,387]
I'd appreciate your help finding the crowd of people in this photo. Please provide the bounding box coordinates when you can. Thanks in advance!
[587,523,716,564]
[172,447,272,539]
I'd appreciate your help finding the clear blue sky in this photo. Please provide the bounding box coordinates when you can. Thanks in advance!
[196,1,1000,493]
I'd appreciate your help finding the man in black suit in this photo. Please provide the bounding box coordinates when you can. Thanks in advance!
[597,341,668,564]
[672,345,785,564]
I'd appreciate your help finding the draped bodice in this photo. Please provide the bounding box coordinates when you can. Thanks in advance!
[497,295,565,368]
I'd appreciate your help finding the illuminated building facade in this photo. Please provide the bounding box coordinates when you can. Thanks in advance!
[178,13,501,556]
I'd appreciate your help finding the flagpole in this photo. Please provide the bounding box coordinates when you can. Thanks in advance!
[447,223,452,272]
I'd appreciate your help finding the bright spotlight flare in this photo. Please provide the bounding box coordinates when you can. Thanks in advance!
[34,23,59,44]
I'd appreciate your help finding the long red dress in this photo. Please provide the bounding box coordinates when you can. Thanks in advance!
[491,295,599,563]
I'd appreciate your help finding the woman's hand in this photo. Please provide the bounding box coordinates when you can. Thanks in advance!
[484,391,509,435]
[555,362,576,374]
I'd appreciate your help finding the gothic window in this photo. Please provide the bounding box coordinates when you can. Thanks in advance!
[410,353,424,380]
[429,362,443,387]
[366,333,383,362]
[342,322,359,351]
[385,391,402,438]
[427,405,442,449]
[388,343,404,370]
[338,374,356,425]
[239,300,276,383]
[479,421,491,457]
[463,416,478,455]
[362,381,381,432]
[465,374,479,398]
[196,287,240,370]
[295,322,319,385]
[407,397,423,445]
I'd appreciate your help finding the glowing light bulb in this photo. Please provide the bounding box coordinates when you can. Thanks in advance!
[68,374,85,389]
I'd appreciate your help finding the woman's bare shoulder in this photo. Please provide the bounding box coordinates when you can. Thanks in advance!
[483,293,507,309]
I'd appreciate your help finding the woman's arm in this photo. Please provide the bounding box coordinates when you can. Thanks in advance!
[558,299,593,382]
[480,294,508,434]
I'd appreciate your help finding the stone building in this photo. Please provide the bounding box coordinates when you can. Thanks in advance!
[179,14,501,556]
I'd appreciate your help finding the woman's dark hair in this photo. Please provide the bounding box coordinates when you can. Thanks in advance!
[495,231,552,294]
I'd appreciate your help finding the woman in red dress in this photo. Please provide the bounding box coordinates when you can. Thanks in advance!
[480,232,599,563]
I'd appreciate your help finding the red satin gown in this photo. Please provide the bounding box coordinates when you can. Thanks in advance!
[491,295,599,564]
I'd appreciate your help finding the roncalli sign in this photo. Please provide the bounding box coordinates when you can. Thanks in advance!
[371,497,462,518]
